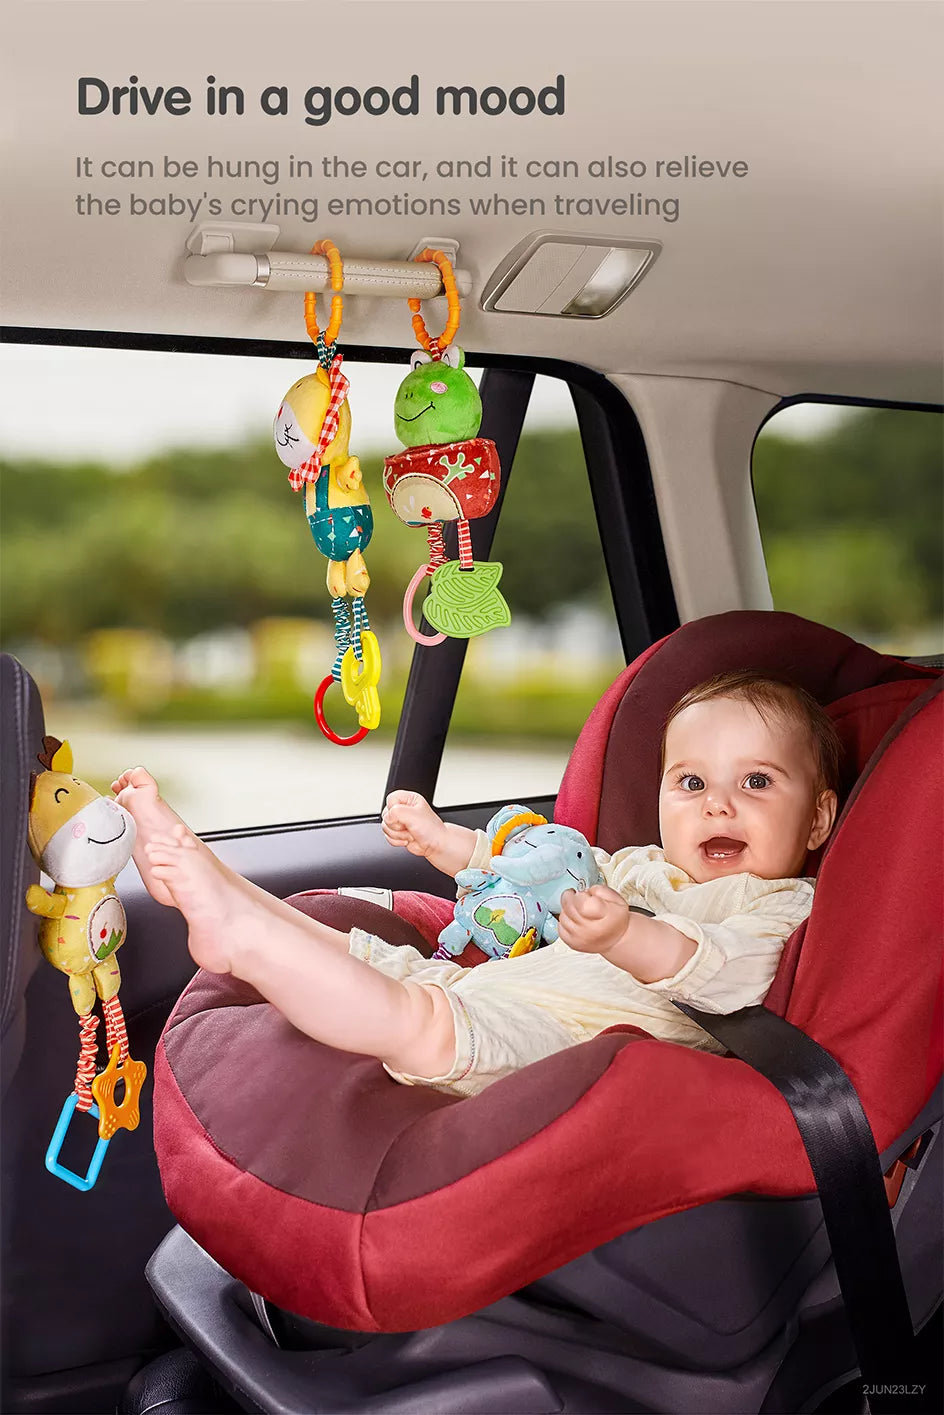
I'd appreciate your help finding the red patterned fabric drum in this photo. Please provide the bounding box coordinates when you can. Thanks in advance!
[382,438,500,527]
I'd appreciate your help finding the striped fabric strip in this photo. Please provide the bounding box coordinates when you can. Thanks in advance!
[426,523,448,574]
[74,1011,100,1111]
[351,595,369,660]
[331,598,351,681]
[102,995,129,1063]
[456,518,473,569]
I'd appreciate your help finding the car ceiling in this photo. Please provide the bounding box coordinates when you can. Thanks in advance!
[3,0,942,404]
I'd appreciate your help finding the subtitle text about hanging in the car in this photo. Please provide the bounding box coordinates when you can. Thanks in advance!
[71,152,751,227]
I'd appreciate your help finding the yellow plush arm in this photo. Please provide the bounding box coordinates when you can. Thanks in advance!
[333,456,363,493]
[25,885,66,919]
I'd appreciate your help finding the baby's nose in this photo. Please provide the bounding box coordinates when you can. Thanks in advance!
[704,790,733,814]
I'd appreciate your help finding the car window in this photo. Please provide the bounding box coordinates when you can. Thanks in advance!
[435,373,623,808]
[752,403,943,656]
[0,341,481,831]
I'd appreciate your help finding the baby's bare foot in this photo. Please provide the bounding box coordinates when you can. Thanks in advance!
[112,768,183,906]
[144,824,268,976]
[112,767,178,835]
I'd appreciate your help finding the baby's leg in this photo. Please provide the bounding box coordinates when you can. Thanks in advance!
[144,826,456,1078]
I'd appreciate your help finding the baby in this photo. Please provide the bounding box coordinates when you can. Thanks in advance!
[114,671,839,1098]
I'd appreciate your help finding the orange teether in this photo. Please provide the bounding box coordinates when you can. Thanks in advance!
[91,1044,148,1139]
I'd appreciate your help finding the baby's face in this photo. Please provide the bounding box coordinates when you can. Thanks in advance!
[658,697,836,884]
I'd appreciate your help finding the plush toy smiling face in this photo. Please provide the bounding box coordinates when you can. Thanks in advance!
[27,739,137,888]
[393,348,483,449]
[274,369,352,471]
[40,795,136,888]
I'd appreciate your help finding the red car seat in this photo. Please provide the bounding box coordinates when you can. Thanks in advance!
[147,612,941,1414]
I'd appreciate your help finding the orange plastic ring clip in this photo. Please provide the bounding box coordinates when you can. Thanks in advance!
[409,248,461,358]
[305,239,344,348]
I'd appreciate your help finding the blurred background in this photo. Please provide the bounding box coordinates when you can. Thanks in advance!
[2,344,941,830]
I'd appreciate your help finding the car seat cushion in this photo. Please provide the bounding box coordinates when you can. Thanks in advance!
[153,614,942,1331]
[276,890,451,953]
[155,991,797,1330]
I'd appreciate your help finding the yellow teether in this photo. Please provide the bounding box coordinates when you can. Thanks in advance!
[340,630,382,730]
[508,928,538,958]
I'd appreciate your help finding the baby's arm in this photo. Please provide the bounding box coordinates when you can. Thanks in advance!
[558,885,697,983]
[382,791,478,878]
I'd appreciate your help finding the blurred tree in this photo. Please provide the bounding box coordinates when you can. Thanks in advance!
[753,408,943,628]
[763,528,932,633]
[2,407,941,648]
[489,428,609,619]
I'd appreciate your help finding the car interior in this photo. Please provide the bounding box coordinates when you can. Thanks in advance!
[2,3,942,1414]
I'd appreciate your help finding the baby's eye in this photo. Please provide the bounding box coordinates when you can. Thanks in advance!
[744,773,772,790]
[679,774,705,792]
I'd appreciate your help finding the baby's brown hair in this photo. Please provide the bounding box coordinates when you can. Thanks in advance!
[662,671,842,795]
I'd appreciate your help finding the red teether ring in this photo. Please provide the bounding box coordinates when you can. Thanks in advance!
[314,675,370,746]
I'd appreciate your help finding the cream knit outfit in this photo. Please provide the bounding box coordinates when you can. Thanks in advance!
[349,834,814,1098]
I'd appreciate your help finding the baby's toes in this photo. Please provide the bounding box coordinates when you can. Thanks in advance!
[144,837,180,863]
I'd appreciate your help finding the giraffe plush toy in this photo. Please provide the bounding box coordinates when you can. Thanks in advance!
[25,736,146,1178]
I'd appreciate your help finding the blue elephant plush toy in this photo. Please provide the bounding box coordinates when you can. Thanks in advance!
[434,805,603,961]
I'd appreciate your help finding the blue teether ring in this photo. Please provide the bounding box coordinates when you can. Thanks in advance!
[45,1093,111,1192]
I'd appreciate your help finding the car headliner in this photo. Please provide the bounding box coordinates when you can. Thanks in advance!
[3,0,942,404]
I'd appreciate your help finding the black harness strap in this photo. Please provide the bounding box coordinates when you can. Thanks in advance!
[676,1001,917,1414]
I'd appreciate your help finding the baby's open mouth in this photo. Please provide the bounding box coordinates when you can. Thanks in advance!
[700,836,746,862]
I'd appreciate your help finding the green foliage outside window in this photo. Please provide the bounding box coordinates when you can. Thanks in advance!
[753,408,942,640]
[2,404,940,731]
[0,428,610,644]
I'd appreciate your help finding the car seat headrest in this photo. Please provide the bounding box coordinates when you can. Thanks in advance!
[1,654,46,1093]
[556,611,938,855]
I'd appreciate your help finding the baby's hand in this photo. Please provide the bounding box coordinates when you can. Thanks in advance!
[382,790,447,858]
[558,884,632,956]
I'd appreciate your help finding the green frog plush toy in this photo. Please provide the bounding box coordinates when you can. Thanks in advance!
[383,347,511,643]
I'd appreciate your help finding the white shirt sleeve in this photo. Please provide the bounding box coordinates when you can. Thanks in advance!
[592,846,813,1014]
[627,879,812,1014]
[464,829,493,875]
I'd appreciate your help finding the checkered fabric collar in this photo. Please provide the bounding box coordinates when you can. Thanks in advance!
[287,353,350,492]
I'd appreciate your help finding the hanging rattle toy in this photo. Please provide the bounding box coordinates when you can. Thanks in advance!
[383,248,511,644]
[273,239,381,745]
[25,737,147,1191]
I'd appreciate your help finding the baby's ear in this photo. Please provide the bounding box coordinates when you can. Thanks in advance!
[807,789,838,850]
